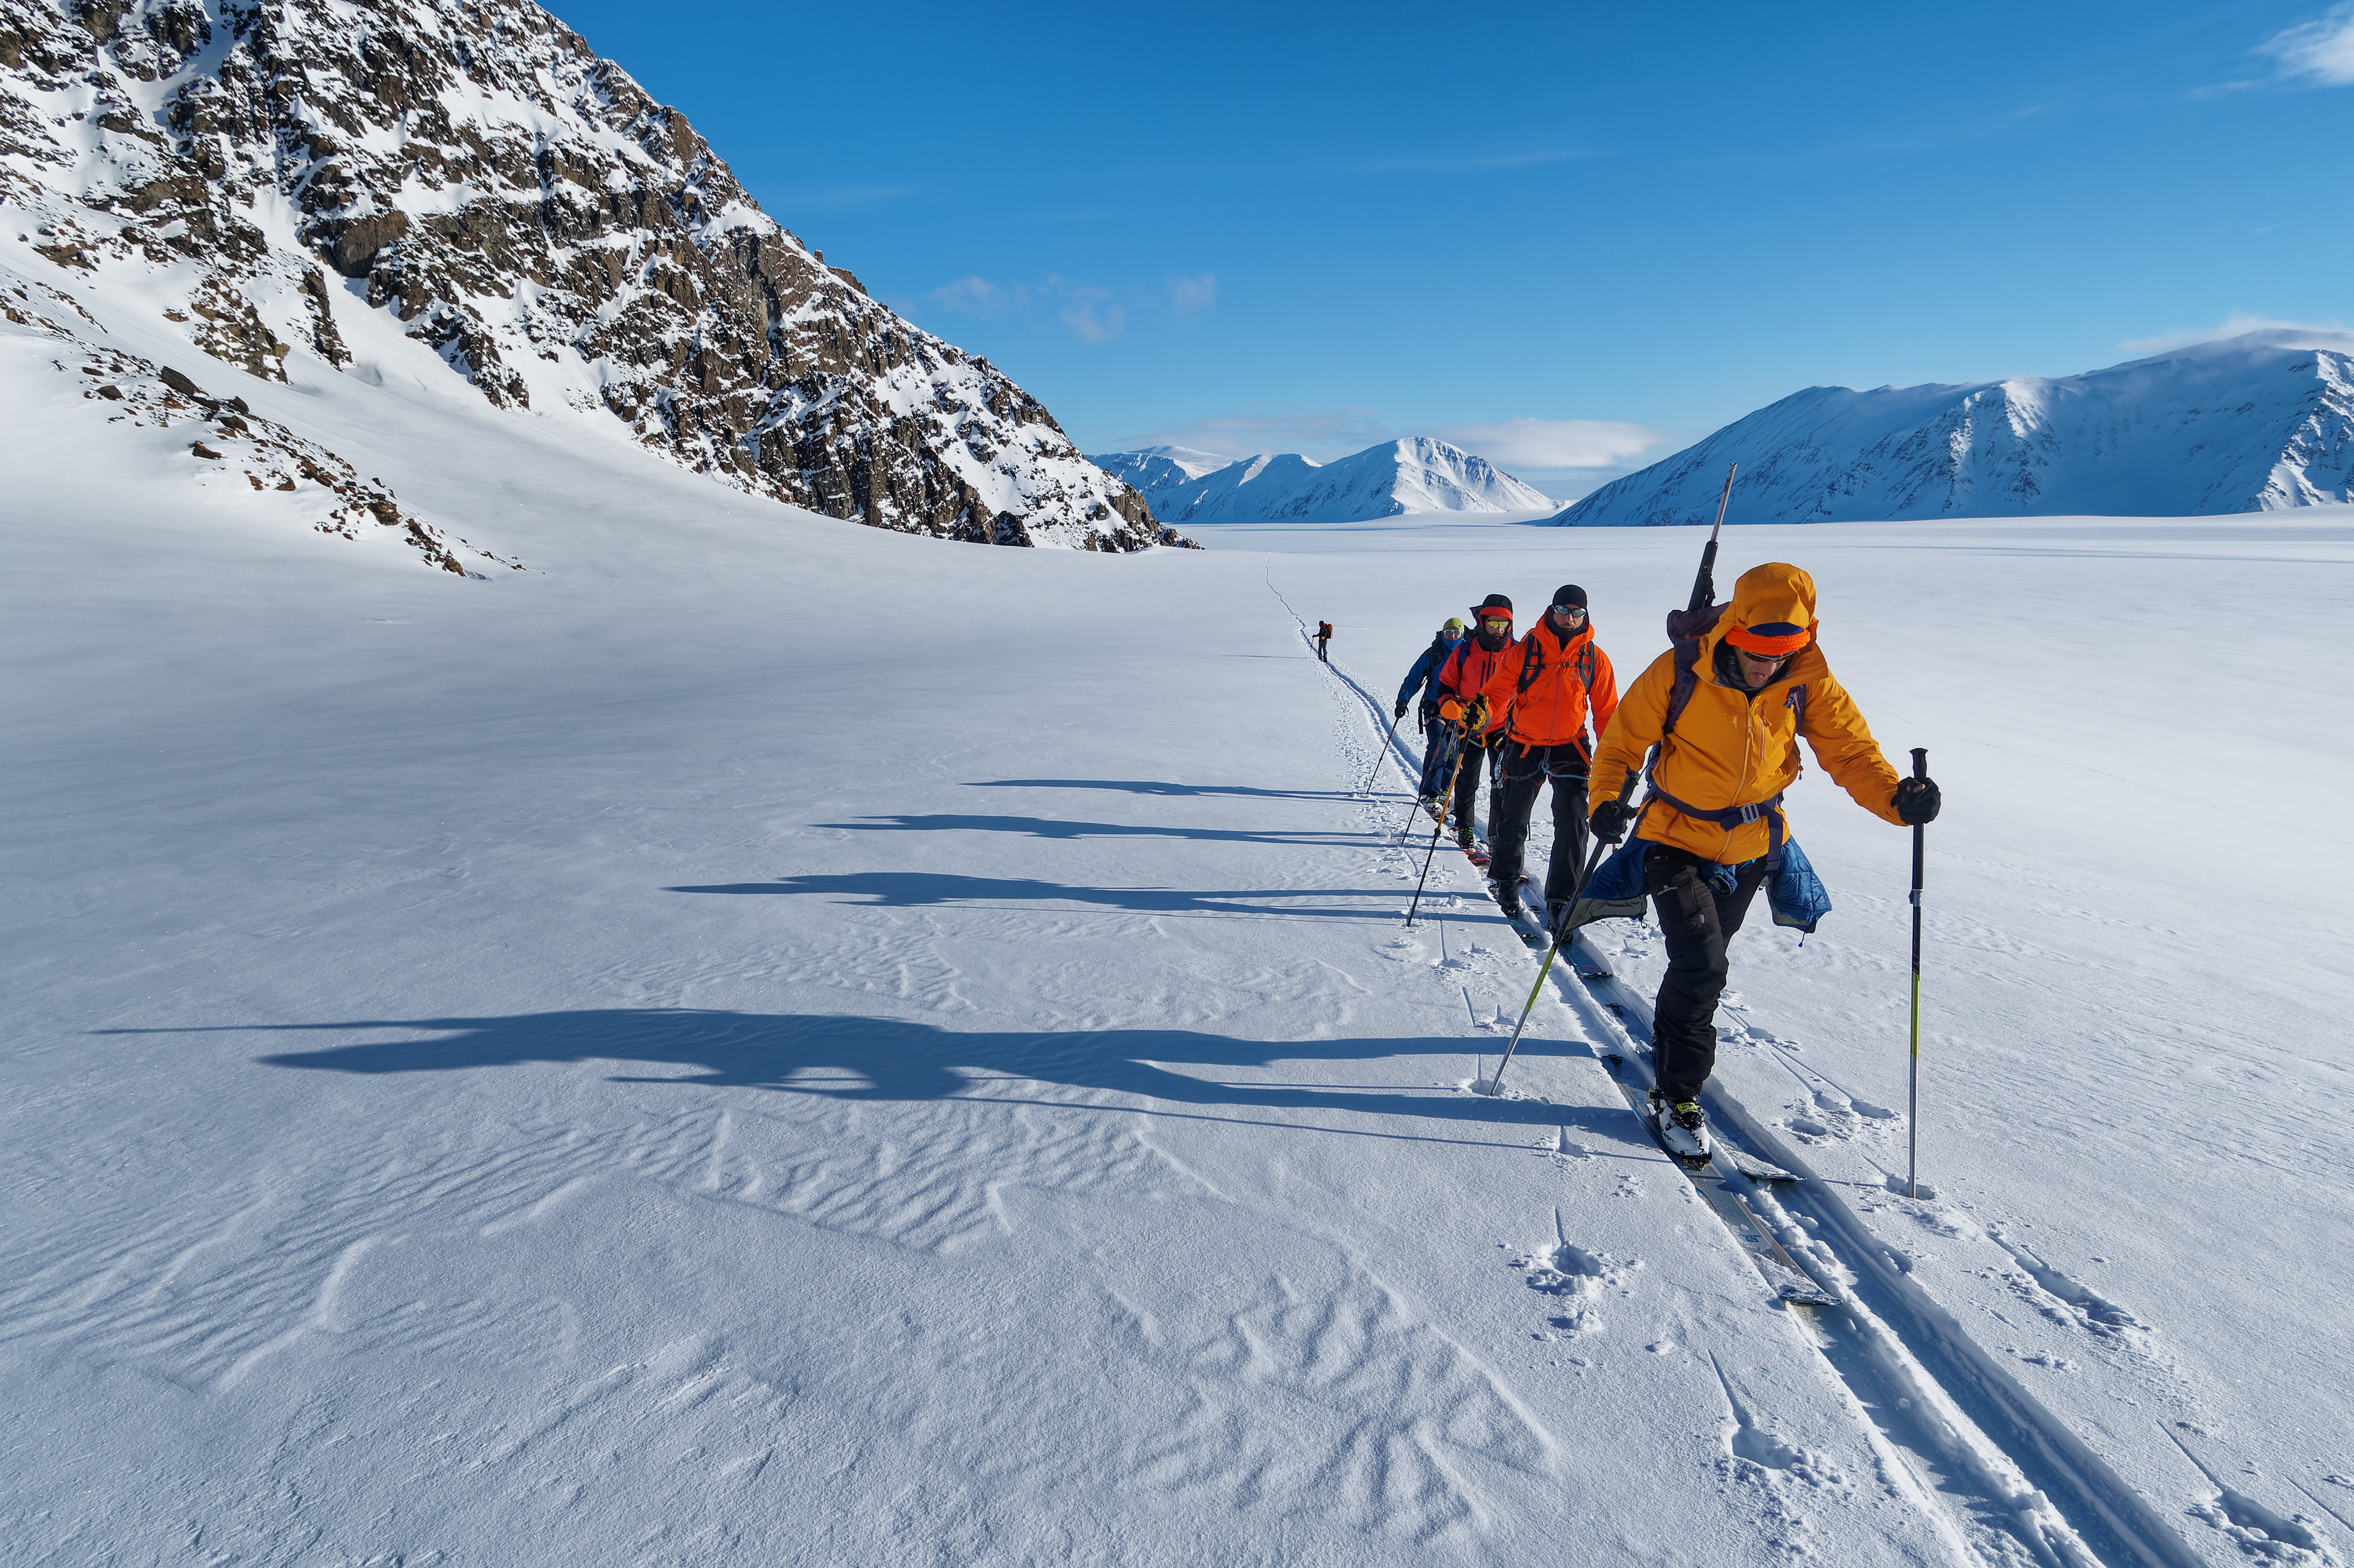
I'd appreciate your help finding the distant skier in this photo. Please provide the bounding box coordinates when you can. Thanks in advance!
[1587,562,1941,1159]
[1394,617,1465,804]
[1315,621,1333,662]
[1431,595,1518,861]
[1470,586,1618,928]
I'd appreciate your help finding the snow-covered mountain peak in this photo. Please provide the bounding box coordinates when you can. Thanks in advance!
[1557,332,2354,527]
[0,0,1184,555]
[1088,436,1549,524]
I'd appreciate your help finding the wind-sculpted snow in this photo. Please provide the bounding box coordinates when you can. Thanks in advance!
[1094,437,1552,524]
[5,1015,1564,1553]
[0,0,1179,551]
[1558,329,2354,525]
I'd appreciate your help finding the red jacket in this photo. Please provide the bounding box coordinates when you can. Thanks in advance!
[1438,636,1515,738]
[1476,620,1618,754]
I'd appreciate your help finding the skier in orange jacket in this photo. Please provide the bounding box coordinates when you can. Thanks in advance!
[1467,585,1619,927]
[1586,562,1940,1159]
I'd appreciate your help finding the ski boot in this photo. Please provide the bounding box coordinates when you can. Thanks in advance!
[1419,794,1444,822]
[1650,1093,1712,1160]
[1546,899,1574,939]
[1491,879,1522,920]
[1457,827,1490,868]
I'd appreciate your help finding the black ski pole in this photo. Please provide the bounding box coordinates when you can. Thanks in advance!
[1404,736,1473,928]
[1487,767,1645,1097]
[1687,462,1737,614]
[1907,746,1928,1199]
[1361,706,1407,795]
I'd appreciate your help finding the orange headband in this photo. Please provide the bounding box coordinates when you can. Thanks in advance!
[1724,622,1811,657]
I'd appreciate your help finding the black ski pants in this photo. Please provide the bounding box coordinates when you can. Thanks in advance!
[1447,731,1501,840]
[1316,637,1330,663]
[1646,843,1771,1102]
[1489,741,1590,905]
[1417,710,1456,800]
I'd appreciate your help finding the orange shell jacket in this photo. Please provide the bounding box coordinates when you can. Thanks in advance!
[1437,636,1515,737]
[1473,620,1619,753]
[1588,562,1904,864]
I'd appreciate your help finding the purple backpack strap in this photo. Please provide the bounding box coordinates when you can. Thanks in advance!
[1658,602,1723,739]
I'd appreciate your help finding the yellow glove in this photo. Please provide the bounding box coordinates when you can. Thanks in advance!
[1462,696,1491,734]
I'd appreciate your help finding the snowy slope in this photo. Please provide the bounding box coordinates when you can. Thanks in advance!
[1096,436,1553,524]
[0,0,1174,550]
[1558,330,2354,525]
[7,307,2354,1564]
[1087,442,1233,510]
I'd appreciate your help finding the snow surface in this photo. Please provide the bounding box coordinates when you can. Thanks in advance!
[1095,436,1555,524]
[7,334,2354,1564]
[1559,329,2354,527]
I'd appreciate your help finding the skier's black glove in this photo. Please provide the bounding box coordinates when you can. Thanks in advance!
[1394,700,1408,719]
[1894,776,1941,825]
[1590,799,1636,844]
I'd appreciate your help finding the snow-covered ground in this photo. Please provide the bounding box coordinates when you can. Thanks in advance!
[6,329,2352,1564]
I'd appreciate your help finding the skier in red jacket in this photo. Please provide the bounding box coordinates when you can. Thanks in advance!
[1431,594,1517,861]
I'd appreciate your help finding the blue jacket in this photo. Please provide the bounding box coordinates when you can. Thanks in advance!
[1397,634,1462,709]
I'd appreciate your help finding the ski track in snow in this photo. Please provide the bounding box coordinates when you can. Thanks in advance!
[1297,607,2352,1568]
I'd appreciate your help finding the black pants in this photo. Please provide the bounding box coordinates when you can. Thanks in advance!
[1490,741,1590,904]
[1646,844,1771,1102]
[1416,710,1454,799]
[1316,638,1329,662]
[1446,732,1500,839]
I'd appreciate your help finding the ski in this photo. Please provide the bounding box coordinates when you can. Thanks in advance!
[1473,840,1827,1301]
[1505,874,1612,977]
[1596,1050,1835,1306]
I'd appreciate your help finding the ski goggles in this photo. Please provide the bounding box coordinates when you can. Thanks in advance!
[1548,603,1587,619]
[1478,615,1511,631]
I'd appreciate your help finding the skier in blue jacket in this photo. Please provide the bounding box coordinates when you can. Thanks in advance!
[1395,617,1467,806]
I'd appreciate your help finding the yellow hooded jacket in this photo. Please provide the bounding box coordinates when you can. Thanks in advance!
[1588,562,1904,864]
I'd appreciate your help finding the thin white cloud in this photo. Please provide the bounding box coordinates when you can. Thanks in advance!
[1166,273,1216,314]
[1431,417,1669,471]
[920,272,1213,344]
[1053,277,1125,345]
[2257,1,2354,86]
[2118,311,2350,354]
[1317,149,1595,176]
[925,275,1012,320]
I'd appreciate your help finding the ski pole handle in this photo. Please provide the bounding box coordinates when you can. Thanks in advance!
[1910,747,1927,781]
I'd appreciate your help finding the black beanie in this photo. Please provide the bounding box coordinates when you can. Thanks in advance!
[1552,584,1587,610]
[1471,593,1513,617]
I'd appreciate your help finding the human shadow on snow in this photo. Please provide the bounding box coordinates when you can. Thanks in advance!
[149,1010,1644,1153]
[965,779,1364,802]
[664,872,1404,921]
[811,814,1380,848]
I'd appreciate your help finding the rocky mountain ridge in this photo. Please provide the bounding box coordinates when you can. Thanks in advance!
[0,0,1183,559]
[1089,437,1550,524]
[1556,331,2354,527]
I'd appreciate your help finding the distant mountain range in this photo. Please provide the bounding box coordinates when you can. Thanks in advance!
[1555,331,2354,526]
[1089,438,1551,524]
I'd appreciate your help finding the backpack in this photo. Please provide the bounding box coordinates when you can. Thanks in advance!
[1514,627,1597,696]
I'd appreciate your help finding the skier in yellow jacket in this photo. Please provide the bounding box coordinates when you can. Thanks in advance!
[1587,561,1941,1158]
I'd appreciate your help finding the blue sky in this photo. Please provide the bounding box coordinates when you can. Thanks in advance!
[548,0,2354,496]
